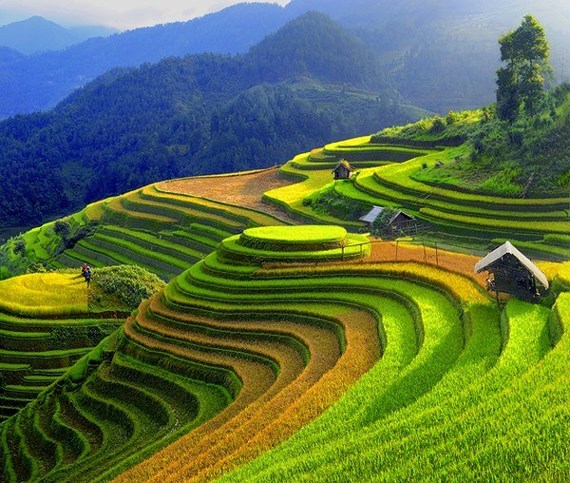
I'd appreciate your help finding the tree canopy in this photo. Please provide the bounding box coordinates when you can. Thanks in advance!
[496,15,552,121]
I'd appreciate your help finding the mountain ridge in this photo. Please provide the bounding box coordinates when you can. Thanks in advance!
[0,0,568,118]
[0,15,116,54]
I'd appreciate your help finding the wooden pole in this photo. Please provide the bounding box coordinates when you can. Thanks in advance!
[435,241,439,266]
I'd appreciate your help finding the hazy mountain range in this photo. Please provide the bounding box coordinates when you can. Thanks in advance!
[0,15,116,54]
[0,0,568,118]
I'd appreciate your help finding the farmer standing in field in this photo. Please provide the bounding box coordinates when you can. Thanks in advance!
[83,264,92,287]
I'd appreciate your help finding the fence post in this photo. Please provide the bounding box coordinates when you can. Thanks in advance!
[435,241,439,266]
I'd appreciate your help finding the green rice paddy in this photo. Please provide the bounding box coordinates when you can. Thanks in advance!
[0,129,567,481]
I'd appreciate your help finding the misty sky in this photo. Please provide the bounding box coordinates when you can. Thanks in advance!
[0,0,291,30]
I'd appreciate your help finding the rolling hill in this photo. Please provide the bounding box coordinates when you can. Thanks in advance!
[0,98,568,478]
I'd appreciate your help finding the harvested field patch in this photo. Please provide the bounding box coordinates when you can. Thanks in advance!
[157,168,298,223]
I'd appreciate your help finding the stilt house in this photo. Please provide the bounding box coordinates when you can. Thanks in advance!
[475,241,549,300]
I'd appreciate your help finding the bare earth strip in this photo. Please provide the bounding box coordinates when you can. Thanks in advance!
[157,168,300,224]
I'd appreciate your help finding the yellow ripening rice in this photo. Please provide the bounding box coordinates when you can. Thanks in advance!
[0,273,88,316]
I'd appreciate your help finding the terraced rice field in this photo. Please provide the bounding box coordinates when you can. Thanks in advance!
[0,224,568,481]
[1,132,568,481]
[0,273,124,422]
[263,136,569,255]
[52,178,289,280]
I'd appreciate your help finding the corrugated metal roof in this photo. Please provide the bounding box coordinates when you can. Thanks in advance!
[474,241,549,289]
[359,205,384,223]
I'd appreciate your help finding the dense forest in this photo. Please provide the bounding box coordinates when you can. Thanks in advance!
[0,12,421,229]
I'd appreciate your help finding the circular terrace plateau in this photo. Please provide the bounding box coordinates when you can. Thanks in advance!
[240,225,348,252]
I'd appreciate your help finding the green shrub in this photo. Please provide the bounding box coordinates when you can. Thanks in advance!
[90,265,165,310]
[303,183,372,221]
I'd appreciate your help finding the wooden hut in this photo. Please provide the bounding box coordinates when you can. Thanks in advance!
[361,206,416,238]
[475,241,549,300]
[332,160,355,180]
[386,210,415,233]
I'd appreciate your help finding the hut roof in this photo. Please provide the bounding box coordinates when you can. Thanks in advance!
[388,210,414,225]
[474,241,549,289]
[333,159,354,172]
[359,205,385,223]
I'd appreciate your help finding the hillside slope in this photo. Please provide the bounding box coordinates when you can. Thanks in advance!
[0,3,288,118]
[0,124,568,479]
[1,222,568,481]
[0,12,424,231]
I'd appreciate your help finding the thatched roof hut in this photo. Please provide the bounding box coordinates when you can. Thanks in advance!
[332,160,355,180]
[475,241,549,299]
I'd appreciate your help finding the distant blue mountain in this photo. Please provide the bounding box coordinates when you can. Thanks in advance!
[0,16,116,54]
[0,0,567,118]
[0,3,291,118]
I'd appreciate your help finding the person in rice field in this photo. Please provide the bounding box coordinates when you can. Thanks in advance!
[83,265,92,287]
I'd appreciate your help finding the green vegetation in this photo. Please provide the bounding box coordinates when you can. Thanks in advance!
[374,85,570,198]
[0,179,289,281]
[303,182,372,221]
[89,265,165,311]
[0,17,567,477]
[0,12,424,231]
[225,293,569,481]
[496,15,552,121]
[0,272,128,421]
[241,225,347,246]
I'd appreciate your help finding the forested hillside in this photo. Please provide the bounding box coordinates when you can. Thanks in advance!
[0,12,421,230]
[0,3,288,118]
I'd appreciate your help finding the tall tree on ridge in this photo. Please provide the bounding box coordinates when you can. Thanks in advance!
[496,15,552,121]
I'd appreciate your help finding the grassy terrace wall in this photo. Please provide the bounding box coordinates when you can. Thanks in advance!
[1,226,567,480]
[222,273,570,480]
[115,225,496,481]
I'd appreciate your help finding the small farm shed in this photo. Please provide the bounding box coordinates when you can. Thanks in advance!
[364,207,416,238]
[475,241,549,300]
[332,160,355,180]
[386,210,415,232]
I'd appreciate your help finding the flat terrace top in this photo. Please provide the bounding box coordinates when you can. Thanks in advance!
[242,225,347,245]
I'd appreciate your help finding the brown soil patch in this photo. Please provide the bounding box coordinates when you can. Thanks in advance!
[367,240,487,286]
[157,168,299,223]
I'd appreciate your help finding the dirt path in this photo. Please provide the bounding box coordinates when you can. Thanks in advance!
[157,168,300,223]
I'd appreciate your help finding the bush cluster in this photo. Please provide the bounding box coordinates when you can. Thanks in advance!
[302,183,371,221]
[90,265,165,309]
